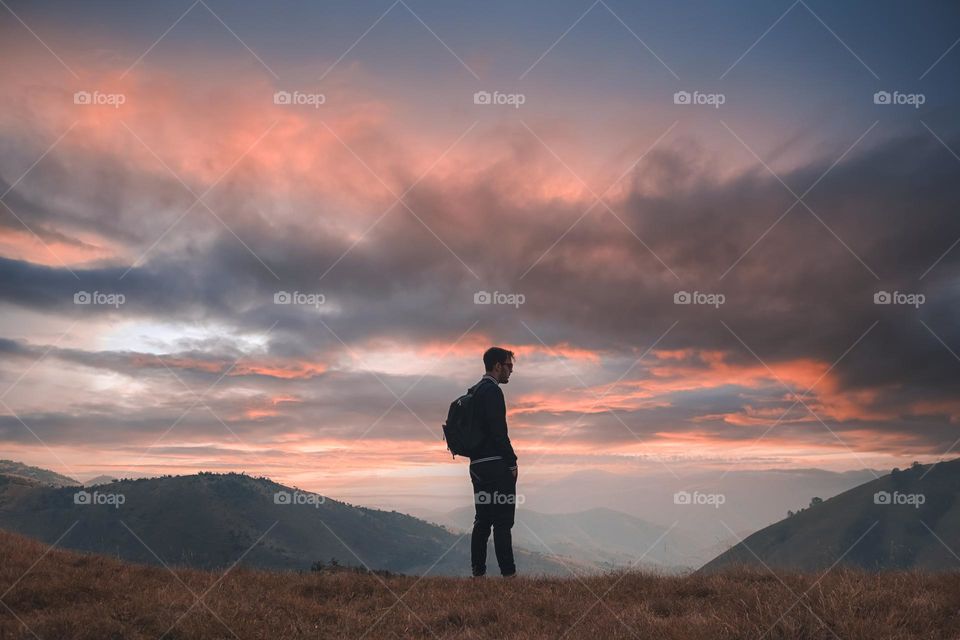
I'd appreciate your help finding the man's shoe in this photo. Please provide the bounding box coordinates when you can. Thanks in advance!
[501,572,516,578]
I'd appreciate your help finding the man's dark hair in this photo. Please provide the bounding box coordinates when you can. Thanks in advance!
[483,347,515,372]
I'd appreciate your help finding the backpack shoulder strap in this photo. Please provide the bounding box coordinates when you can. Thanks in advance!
[469,377,494,395]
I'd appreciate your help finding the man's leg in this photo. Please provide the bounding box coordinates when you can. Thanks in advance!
[470,465,495,577]
[471,516,492,576]
[491,466,517,576]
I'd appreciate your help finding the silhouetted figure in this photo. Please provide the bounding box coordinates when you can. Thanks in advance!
[468,347,518,577]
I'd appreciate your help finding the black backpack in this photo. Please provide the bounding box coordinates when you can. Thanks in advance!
[442,379,493,458]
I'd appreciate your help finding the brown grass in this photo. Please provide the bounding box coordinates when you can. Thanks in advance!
[1,530,959,639]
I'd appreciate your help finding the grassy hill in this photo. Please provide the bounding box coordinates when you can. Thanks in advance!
[702,459,960,572]
[0,459,79,487]
[1,528,957,639]
[0,471,576,576]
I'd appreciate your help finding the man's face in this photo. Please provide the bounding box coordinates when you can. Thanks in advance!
[493,357,514,384]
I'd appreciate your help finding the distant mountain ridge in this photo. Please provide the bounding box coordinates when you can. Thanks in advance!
[432,505,719,571]
[0,471,585,576]
[701,459,960,572]
[521,466,882,549]
[0,459,79,487]
[84,475,118,486]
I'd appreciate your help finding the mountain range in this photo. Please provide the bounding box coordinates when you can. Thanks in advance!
[427,505,719,571]
[0,471,579,576]
[3,459,957,575]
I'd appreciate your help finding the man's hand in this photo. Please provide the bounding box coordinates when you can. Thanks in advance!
[511,467,518,480]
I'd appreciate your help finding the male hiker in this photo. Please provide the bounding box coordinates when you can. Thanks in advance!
[468,347,518,577]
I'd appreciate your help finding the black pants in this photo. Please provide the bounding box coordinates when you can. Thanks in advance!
[469,459,516,576]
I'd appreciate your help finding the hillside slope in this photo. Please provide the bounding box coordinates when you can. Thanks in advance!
[0,472,574,576]
[702,459,960,572]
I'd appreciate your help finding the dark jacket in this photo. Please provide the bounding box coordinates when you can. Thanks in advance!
[468,377,518,469]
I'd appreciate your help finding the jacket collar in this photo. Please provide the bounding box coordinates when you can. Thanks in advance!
[480,373,500,386]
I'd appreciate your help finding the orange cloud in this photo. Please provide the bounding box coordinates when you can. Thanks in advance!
[0,34,626,270]
[242,394,302,420]
[128,354,326,380]
[506,348,896,440]
[0,225,119,266]
[907,399,960,422]
[396,333,603,364]
[231,361,327,380]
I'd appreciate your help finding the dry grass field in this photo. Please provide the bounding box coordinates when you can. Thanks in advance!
[1,529,959,640]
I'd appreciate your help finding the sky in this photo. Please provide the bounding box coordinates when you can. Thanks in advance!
[1,0,959,511]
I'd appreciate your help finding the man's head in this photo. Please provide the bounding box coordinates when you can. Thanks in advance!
[483,346,515,384]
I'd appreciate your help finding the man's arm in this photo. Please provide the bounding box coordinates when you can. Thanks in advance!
[485,385,517,469]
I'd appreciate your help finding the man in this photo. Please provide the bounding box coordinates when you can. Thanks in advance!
[468,346,518,578]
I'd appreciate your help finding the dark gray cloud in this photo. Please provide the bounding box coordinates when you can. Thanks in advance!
[2,116,960,454]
